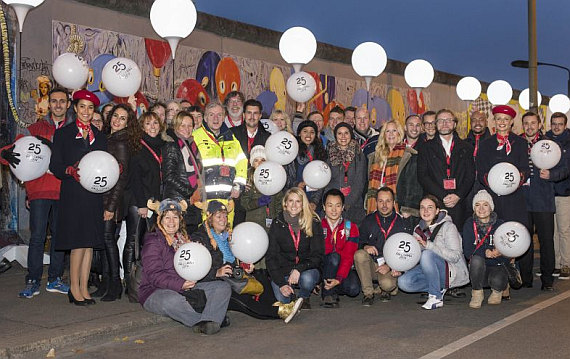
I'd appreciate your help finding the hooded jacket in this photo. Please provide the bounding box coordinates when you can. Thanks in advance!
[546,129,570,196]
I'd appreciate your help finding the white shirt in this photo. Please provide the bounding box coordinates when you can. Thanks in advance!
[440,135,453,157]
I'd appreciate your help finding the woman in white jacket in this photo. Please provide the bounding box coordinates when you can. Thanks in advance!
[398,195,469,310]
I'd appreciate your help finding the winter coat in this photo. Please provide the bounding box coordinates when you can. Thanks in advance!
[241,182,284,231]
[103,128,130,221]
[465,128,492,159]
[231,123,271,158]
[413,211,469,288]
[546,129,570,196]
[396,146,423,217]
[325,149,367,224]
[321,218,359,282]
[462,216,509,267]
[476,133,530,227]
[358,211,410,256]
[521,134,557,213]
[138,231,186,306]
[190,225,227,282]
[266,212,324,287]
[125,134,164,209]
[417,133,475,227]
[49,122,107,250]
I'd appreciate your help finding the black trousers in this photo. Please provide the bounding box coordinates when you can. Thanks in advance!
[518,211,555,287]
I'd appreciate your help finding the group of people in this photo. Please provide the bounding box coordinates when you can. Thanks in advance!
[1,86,569,335]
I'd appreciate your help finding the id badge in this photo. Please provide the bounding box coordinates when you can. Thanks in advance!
[219,165,230,177]
[265,218,273,228]
[340,186,352,196]
[443,178,456,190]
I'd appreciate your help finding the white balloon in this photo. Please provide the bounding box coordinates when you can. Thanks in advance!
[52,53,89,90]
[174,242,212,281]
[302,160,331,189]
[9,136,51,182]
[404,59,434,89]
[383,233,421,272]
[488,162,521,196]
[456,76,482,101]
[487,80,513,105]
[548,94,570,114]
[253,161,287,196]
[518,88,542,110]
[101,57,142,98]
[279,27,317,66]
[286,71,317,103]
[493,221,531,258]
[78,151,120,193]
[260,118,279,134]
[265,131,299,165]
[230,222,269,264]
[530,140,561,170]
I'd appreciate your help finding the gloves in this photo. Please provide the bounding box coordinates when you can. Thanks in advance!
[35,136,52,150]
[0,145,20,169]
[65,162,80,182]
[258,195,271,207]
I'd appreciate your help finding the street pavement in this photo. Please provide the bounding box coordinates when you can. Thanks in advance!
[1,262,569,358]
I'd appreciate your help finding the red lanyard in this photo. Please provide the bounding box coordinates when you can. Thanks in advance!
[306,150,313,161]
[343,162,350,183]
[473,221,493,250]
[445,140,455,178]
[288,224,301,264]
[205,130,225,161]
[140,139,162,178]
[473,134,480,157]
[375,213,397,240]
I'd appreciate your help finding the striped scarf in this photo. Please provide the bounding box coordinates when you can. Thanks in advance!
[366,143,405,213]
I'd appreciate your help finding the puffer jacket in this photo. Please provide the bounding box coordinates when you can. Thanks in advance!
[546,129,570,196]
[162,137,198,201]
[103,128,130,221]
[413,211,469,288]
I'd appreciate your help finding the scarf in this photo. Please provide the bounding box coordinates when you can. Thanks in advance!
[526,132,540,154]
[297,145,314,166]
[366,143,405,213]
[142,133,164,153]
[177,136,202,189]
[209,228,234,263]
[474,212,497,235]
[170,232,190,251]
[328,139,359,166]
[496,133,511,155]
[284,211,301,233]
[75,119,94,145]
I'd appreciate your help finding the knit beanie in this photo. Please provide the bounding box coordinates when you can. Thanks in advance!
[297,120,318,136]
[249,145,266,166]
[472,190,494,211]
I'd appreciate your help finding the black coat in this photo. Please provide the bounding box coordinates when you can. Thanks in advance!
[50,123,107,250]
[231,123,270,158]
[358,211,410,256]
[476,133,530,226]
[465,128,491,160]
[103,129,130,221]
[462,216,508,267]
[190,225,226,282]
[125,134,164,209]
[417,133,475,227]
[266,213,324,287]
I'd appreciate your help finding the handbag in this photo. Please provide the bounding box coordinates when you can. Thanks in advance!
[505,261,523,290]
[223,274,264,296]
[181,289,207,313]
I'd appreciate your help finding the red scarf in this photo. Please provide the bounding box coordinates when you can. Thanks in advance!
[526,132,540,154]
[75,119,95,145]
[496,133,511,155]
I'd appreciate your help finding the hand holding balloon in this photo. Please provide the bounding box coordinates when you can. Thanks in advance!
[182,280,196,290]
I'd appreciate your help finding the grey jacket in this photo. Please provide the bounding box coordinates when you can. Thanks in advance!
[414,211,469,288]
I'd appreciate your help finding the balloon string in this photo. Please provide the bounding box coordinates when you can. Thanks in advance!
[0,4,28,128]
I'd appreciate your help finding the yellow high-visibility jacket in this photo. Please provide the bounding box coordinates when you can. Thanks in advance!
[193,123,247,200]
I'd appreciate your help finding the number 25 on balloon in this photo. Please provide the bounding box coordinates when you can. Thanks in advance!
[179,249,191,261]
[398,241,411,253]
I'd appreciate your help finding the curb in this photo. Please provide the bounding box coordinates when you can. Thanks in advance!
[0,314,170,358]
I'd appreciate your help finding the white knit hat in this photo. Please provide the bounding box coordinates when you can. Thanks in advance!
[249,145,266,166]
[472,189,494,211]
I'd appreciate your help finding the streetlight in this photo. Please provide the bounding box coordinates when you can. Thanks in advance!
[511,60,570,95]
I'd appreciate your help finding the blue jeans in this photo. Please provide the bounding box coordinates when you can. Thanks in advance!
[271,268,320,303]
[398,250,447,299]
[27,199,64,283]
[322,252,360,297]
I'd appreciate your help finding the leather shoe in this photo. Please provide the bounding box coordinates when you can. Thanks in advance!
[0,258,11,274]
[541,285,554,292]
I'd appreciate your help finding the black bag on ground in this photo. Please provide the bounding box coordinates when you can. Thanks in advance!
[181,289,207,313]
[506,262,523,290]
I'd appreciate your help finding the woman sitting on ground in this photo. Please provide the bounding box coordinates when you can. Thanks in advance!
[139,198,231,335]
[191,200,303,323]
[397,195,469,310]
[462,190,509,308]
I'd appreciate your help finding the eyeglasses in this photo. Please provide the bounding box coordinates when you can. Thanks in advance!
[423,122,436,127]
[436,118,455,124]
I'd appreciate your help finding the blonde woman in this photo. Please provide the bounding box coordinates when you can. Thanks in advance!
[266,188,325,309]
[269,109,293,134]
[366,120,421,217]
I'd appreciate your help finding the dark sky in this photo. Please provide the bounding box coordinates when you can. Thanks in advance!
[196,0,570,97]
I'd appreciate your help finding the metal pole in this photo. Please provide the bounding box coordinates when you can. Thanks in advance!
[528,0,538,112]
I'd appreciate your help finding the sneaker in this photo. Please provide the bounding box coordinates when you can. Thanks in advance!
[19,280,40,299]
[46,277,69,294]
[322,295,338,308]
[284,298,303,324]
[362,295,374,306]
[535,271,542,277]
[553,268,561,277]
[559,266,570,280]
[379,291,391,302]
[422,294,443,310]
[192,321,221,335]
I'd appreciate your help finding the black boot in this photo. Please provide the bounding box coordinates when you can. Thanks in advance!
[101,221,122,301]
[101,279,123,301]
[91,275,109,297]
